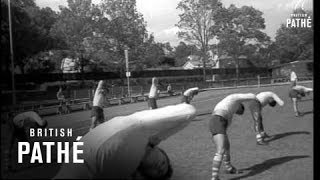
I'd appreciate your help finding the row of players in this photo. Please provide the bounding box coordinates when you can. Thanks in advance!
[4,77,312,179]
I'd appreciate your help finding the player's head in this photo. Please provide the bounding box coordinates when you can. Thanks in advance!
[189,90,199,101]
[137,146,173,180]
[192,90,199,96]
[235,103,245,115]
[41,120,48,128]
[34,119,48,129]
[269,100,277,107]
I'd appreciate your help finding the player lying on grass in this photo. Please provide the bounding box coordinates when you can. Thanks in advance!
[181,87,199,104]
[288,85,313,117]
[248,92,284,145]
[54,103,196,179]
[90,80,109,130]
[5,111,48,172]
[209,93,257,180]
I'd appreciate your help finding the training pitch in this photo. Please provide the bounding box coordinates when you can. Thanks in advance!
[2,82,313,179]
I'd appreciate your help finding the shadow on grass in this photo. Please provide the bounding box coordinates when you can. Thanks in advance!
[299,98,313,102]
[265,131,310,143]
[301,111,313,116]
[229,155,310,180]
[192,112,211,121]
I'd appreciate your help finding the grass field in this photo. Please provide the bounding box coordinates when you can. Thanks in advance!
[1,82,313,179]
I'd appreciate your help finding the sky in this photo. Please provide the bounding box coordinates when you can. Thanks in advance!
[35,0,313,46]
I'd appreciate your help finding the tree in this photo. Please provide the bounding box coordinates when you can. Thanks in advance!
[50,0,98,73]
[173,41,198,66]
[51,0,151,74]
[215,4,270,82]
[23,51,56,74]
[176,0,223,81]
[159,56,175,67]
[163,42,174,53]
[99,0,148,74]
[138,34,165,68]
[1,0,59,73]
[273,9,313,63]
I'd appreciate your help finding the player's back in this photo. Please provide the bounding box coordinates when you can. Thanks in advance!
[256,92,274,106]
[213,94,242,121]
[214,93,256,119]
[149,84,158,98]
[93,89,106,107]
[293,85,313,92]
[93,80,107,107]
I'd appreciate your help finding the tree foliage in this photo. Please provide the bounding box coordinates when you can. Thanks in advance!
[2,0,191,74]
[272,9,313,63]
[1,0,59,73]
[176,0,223,80]
[50,0,100,72]
[99,0,149,73]
[50,0,154,74]
[173,41,198,66]
[214,4,270,79]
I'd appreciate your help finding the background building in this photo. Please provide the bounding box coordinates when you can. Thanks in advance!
[271,60,313,79]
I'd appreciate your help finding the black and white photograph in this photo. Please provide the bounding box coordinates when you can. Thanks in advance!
[1,0,314,179]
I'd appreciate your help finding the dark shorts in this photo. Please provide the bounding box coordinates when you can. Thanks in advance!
[209,115,228,135]
[181,96,189,104]
[148,98,158,109]
[13,126,28,142]
[290,81,296,87]
[289,89,305,99]
[91,106,105,120]
[167,90,174,95]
